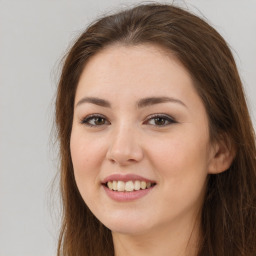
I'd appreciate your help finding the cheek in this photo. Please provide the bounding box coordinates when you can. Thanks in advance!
[148,130,209,204]
[70,130,108,210]
[150,133,209,174]
[70,130,107,196]
[70,130,105,171]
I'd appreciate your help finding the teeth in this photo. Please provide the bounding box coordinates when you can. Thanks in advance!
[107,181,113,190]
[125,181,134,192]
[112,181,117,191]
[141,181,146,189]
[134,180,141,190]
[106,180,154,192]
[117,181,125,191]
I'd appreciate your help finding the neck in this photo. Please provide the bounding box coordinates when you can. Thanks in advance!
[112,215,201,256]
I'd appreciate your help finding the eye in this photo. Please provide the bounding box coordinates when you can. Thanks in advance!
[144,114,176,127]
[81,114,110,127]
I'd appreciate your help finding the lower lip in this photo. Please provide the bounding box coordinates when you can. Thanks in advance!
[103,185,154,202]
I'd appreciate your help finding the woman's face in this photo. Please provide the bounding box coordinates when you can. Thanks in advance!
[70,44,216,235]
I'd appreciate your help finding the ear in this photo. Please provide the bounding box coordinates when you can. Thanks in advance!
[208,137,236,174]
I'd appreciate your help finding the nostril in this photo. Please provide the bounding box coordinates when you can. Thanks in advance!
[109,158,117,164]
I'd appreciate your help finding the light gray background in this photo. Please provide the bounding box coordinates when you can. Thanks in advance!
[0,0,255,256]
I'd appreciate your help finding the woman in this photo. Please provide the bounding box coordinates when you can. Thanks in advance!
[55,3,256,256]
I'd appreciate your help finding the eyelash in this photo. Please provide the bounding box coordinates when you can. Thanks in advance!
[144,114,177,126]
[80,114,109,127]
[80,114,177,127]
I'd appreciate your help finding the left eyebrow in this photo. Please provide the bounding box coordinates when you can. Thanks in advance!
[137,97,187,108]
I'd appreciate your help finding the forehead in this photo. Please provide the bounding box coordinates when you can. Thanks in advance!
[76,44,197,100]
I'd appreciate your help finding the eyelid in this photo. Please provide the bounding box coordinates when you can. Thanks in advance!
[143,113,177,126]
[80,113,110,126]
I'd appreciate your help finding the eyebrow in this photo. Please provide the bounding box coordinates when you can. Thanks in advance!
[76,97,111,108]
[75,96,187,109]
[137,96,187,109]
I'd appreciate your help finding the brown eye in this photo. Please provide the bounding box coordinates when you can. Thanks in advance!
[154,117,167,126]
[145,114,176,127]
[81,115,110,127]
[94,117,106,125]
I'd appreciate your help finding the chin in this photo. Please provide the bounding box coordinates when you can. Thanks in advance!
[109,223,150,235]
[99,213,152,235]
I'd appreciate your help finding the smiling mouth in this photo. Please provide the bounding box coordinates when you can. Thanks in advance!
[104,180,156,192]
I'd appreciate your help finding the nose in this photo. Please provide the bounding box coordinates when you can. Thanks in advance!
[106,124,144,166]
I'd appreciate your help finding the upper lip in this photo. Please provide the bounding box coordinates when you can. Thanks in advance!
[102,174,156,184]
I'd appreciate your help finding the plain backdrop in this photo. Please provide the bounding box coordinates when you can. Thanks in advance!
[0,0,255,255]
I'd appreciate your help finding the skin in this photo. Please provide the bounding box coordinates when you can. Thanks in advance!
[70,44,231,256]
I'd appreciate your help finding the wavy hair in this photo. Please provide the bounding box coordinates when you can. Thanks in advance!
[55,3,256,256]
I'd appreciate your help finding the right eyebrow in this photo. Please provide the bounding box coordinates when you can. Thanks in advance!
[75,97,111,108]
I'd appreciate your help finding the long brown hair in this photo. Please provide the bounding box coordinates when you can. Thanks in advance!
[55,3,256,256]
